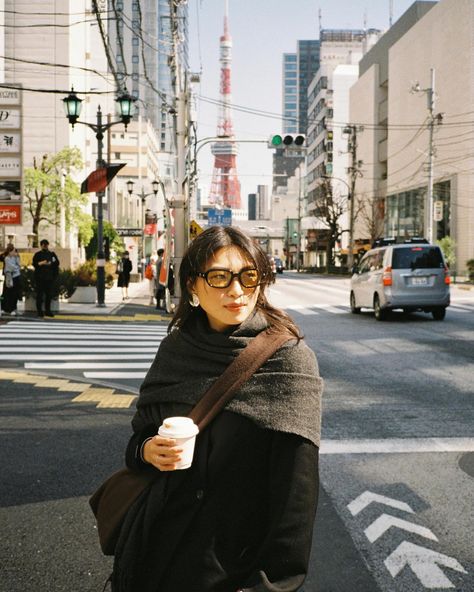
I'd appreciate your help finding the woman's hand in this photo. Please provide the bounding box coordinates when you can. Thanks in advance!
[142,435,183,471]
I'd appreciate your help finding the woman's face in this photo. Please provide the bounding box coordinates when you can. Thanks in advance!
[190,245,260,332]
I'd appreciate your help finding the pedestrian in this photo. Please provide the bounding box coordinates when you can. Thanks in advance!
[146,251,158,306]
[117,251,132,300]
[111,225,323,592]
[32,239,59,318]
[1,244,22,316]
[155,248,165,310]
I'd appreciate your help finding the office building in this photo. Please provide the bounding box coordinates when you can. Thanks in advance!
[350,0,473,274]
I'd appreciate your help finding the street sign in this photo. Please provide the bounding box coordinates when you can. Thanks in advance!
[189,219,204,240]
[115,228,142,237]
[208,208,232,226]
[433,200,443,222]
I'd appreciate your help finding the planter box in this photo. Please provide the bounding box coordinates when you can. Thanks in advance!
[24,295,60,312]
[68,286,96,303]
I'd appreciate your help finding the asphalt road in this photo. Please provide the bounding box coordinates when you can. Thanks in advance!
[1,274,473,591]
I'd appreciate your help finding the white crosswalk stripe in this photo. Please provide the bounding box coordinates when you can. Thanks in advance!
[285,304,349,315]
[0,321,165,380]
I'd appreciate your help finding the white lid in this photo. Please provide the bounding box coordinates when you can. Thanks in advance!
[158,416,199,438]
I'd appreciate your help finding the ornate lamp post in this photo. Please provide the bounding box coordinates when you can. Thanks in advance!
[126,179,159,272]
[63,88,136,306]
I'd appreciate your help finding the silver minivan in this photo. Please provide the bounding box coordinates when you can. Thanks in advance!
[350,241,450,321]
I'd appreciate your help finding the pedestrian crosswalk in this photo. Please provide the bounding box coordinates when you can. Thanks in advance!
[0,321,166,381]
[1,301,472,382]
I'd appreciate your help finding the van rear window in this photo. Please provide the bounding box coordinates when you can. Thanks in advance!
[392,247,443,269]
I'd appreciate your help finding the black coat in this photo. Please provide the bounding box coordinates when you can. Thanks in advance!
[32,249,59,283]
[112,402,319,592]
[117,258,132,287]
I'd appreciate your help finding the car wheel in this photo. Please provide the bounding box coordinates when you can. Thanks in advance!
[374,294,388,321]
[350,292,361,314]
[432,307,446,321]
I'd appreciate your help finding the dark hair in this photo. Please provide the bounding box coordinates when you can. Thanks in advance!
[169,226,301,339]
[2,243,15,257]
[40,239,49,246]
[157,248,164,256]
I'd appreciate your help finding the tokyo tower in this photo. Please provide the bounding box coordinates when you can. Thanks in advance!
[209,0,241,209]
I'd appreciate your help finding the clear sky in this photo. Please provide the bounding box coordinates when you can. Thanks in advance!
[188,0,422,208]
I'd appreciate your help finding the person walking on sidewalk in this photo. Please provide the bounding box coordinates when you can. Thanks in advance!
[32,239,59,318]
[146,251,158,306]
[1,244,21,316]
[111,225,323,592]
[117,251,132,300]
[155,248,165,309]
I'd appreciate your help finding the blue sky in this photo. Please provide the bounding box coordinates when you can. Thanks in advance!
[188,0,422,207]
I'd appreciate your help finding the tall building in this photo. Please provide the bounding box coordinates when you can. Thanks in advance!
[0,0,111,252]
[274,40,320,193]
[108,0,188,152]
[282,53,297,133]
[351,0,473,274]
[297,40,321,133]
[209,2,241,209]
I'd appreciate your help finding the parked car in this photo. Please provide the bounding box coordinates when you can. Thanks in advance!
[274,257,284,273]
[350,240,450,321]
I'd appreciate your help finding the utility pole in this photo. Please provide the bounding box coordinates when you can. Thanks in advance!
[411,68,436,243]
[169,0,189,303]
[427,68,436,244]
[344,125,361,270]
[296,159,306,273]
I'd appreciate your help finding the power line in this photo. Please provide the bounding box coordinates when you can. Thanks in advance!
[91,0,121,92]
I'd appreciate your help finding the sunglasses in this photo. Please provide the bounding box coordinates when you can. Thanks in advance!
[197,267,261,289]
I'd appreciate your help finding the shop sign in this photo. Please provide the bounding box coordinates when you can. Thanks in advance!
[0,203,21,224]
[0,132,20,153]
[0,87,21,105]
[0,180,21,201]
[0,157,21,177]
[0,108,20,128]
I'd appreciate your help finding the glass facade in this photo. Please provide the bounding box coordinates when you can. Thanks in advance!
[385,181,451,240]
[283,54,298,133]
[297,40,320,133]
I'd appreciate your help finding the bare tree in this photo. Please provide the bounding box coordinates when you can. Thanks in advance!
[357,194,385,244]
[312,179,347,270]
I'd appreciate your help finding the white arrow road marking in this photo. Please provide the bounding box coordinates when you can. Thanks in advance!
[365,514,438,544]
[347,490,415,516]
[385,541,468,589]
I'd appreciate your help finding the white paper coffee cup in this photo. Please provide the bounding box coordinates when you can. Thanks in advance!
[158,417,199,470]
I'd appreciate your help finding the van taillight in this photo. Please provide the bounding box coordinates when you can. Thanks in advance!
[383,266,392,286]
[444,266,451,285]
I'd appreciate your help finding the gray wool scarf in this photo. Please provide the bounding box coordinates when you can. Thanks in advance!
[138,310,323,447]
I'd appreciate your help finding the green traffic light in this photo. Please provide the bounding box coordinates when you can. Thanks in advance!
[271,135,283,146]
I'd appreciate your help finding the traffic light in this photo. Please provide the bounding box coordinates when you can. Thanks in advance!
[268,134,305,149]
[326,129,333,162]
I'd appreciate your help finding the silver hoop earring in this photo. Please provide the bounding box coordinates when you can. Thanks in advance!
[189,293,200,307]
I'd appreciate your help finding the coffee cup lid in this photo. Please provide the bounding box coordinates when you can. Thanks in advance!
[158,416,199,438]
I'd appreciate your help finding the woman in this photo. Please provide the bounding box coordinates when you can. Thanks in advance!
[1,244,21,316]
[117,251,133,300]
[112,226,323,592]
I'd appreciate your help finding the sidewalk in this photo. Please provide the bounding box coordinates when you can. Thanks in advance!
[6,279,171,321]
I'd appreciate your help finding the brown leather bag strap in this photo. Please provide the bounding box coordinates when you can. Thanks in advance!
[189,330,295,431]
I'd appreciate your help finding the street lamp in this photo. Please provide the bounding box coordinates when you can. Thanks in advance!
[63,87,136,307]
[127,179,159,273]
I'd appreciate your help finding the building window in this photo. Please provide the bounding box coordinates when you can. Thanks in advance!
[115,152,121,159]
[132,37,139,46]
[132,73,139,81]
[116,55,123,63]
[132,55,139,64]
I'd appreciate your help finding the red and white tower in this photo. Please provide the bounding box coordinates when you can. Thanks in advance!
[209,1,241,209]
